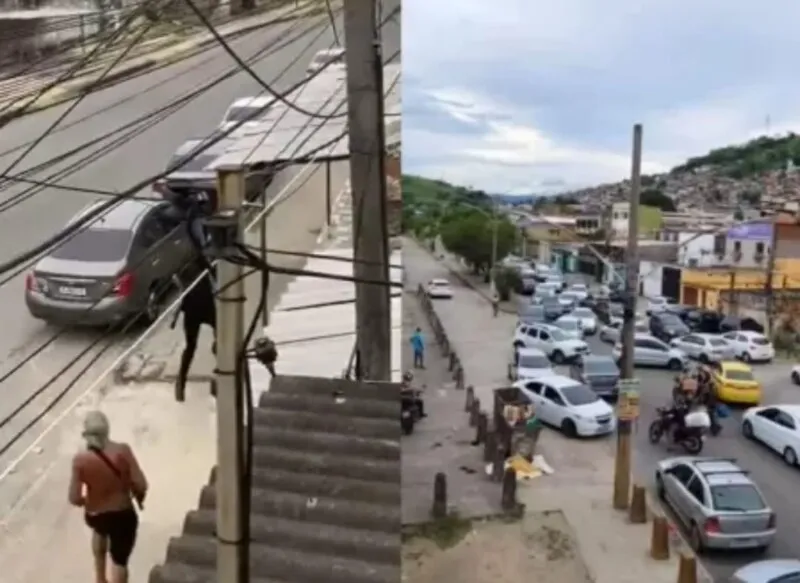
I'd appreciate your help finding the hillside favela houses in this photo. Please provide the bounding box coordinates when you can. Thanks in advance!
[506,134,800,330]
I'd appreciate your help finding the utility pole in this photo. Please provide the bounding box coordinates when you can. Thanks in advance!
[490,204,499,294]
[214,166,247,583]
[613,124,642,511]
[764,215,779,336]
[343,0,392,380]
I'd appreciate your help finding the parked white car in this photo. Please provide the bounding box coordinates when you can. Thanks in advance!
[567,283,589,301]
[508,346,553,381]
[742,405,800,466]
[219,96,271,132]
[513,322,589,364]
[554,315,583,339]
[558,292,580,308]
[513,374,616,437]
[599,316,648,344]
[669,333,736,363]
[426,278,453,299]
[569,307,597,335]
[721,331,775,363]
[646,296,674,315]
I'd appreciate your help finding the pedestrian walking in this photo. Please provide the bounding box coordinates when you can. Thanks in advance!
[171,260,217,401]
[491,291,500,317]
[69,411,148,583]
[410,327,425,369]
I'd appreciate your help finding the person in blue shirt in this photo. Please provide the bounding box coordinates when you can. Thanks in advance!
[410,327,425,369]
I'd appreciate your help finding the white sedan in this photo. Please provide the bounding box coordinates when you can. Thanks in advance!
[742,405,800,466]
[567,283,589,301]
[426,279,453,299]
[569,307,597,335]
[721,330,775,363]
[554,316,583,339]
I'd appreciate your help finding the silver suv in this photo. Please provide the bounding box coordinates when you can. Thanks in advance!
[655,457,776,552]
[612,333,687,370]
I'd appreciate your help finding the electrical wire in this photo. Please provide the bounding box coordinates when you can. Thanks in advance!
[182,0,349,120]
[0,6,399,277]
[0,20,154,184]
[244,243,403,269]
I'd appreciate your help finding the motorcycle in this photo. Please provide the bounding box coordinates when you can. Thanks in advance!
[401,388,422,435]
[648,407,709,454]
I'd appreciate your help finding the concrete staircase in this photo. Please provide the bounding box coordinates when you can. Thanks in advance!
[148,375,401,583]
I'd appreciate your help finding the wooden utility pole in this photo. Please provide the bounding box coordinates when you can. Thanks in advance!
[613,124,642,511]
[343,0,392,380]
[764,216,779,335]
[214,166,247,583]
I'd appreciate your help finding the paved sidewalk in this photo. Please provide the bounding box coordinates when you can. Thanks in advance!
[405,238,714,583]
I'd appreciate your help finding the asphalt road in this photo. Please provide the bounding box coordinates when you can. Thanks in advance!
[0,0,399,487]
[407,241,800,582]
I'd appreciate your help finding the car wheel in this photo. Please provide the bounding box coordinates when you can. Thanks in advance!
[792,371,800,385]
[144,282,167,324]
[740,351,751,363]
[551,350,565,364]
[742,420,754,439]
[784,447,798,467]
[513,341,524,349]
[667,358,682,371]
[561,418,577,438]
[689,523,705,552]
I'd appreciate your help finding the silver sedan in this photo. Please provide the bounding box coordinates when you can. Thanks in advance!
[669,333,735,363]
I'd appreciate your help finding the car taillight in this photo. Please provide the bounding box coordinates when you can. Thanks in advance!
[113,272,134,297]
[25,273,37,291]
[704,517,721,534]
[767,513,776,529]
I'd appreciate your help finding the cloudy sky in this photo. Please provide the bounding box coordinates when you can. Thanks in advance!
[402,0,800,194]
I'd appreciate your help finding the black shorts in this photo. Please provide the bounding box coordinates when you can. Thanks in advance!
[85,507,138,566]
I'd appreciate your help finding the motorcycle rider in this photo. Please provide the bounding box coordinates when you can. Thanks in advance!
[695,365,721,435]
[401,371,426,418]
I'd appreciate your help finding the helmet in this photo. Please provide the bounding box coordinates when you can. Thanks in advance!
[403,371,414,384]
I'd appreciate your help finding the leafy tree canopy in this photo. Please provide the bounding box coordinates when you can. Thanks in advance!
[672,133,800,178]
[440,211,518,273]
[640,188,676,212]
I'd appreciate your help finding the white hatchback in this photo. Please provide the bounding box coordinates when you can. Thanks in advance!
[508,346,553,381]
[426,278,453,299]
[742,405,800,466]
[722,331,775,363]
[513,374,617,437]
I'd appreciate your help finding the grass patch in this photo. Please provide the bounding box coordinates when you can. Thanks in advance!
[403,513,474,549]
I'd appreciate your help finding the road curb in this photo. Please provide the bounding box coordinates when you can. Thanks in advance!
[0,3,324,125]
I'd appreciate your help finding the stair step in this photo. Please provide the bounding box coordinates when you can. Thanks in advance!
[252,445,400,482]
[252,408,397,439]
[259,392,398,420]
[268,375,399,402]
[184,509,400,564]
[199,486,400,533]
[208,466,401,505]
[253,426,399,460]
[165,535,400,583]
[149,563,289,583]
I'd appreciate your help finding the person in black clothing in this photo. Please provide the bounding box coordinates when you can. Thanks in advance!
[695,366,721,435]
[172,262,217,401]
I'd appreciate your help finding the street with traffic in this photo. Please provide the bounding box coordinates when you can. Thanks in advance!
[412,238,800,582]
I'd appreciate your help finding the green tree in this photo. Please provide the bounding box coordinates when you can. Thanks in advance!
[440,211,518,273]
[640,188,676,212]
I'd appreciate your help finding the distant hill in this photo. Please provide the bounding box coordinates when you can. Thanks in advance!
[487,193,546,205]
[673,133,800,178]
[402,174,491,209]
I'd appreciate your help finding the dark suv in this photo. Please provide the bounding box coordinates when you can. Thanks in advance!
[650,311,690,342]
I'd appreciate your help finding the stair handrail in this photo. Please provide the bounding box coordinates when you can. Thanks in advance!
[343,340,359,380]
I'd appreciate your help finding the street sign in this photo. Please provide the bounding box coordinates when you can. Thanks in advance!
[617,378,640,421]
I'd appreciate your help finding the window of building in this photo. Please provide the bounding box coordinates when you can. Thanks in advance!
[755,242,765,255]
[713,234,726,256]
[733,240,742,253]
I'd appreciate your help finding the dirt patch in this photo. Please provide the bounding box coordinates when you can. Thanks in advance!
[402,511,593,583]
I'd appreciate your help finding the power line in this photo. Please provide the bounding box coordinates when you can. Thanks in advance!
[0,7,399,277]
[182,0,349,120]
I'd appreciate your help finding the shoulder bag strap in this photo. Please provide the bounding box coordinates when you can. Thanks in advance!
[88,447,141,508]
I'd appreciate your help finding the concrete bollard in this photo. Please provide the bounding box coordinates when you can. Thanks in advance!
[455,366,464,389]
[676,553,697,583]
[474,412,488,445]
[469,398,481,427]
[483,431,496,462]
[491,442,506,482]
[464,386,475,412]
[501,468,517,512]
[650,516,670,560]
[431,472,448,519]
[629,484,647,524]
[448,353,456,371]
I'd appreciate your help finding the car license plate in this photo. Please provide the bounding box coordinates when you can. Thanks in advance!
[728,538,754,548]
[59,286,86,297]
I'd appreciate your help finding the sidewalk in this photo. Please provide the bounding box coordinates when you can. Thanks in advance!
[404,237,713,583]
[0,0,325,119]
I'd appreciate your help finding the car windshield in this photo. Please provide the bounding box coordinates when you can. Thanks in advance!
[542,297,560,307]
[710,484,766,512]
[518,354,550,369]
[586,359,618,375]
[750,336,770,346]
[557,319,579,330]
[725,369,755,381]
[573,308,592,317]
[660,314,683,325]
[49,228,131,262]
[168,153,218,173]
[561,384,600,406]
[709,338,728,347]
[224,105,261,123]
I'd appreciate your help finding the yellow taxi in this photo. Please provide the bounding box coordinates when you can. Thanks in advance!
[709,360,762,405]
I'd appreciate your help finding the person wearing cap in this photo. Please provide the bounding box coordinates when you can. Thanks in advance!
[69,411,148,583]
